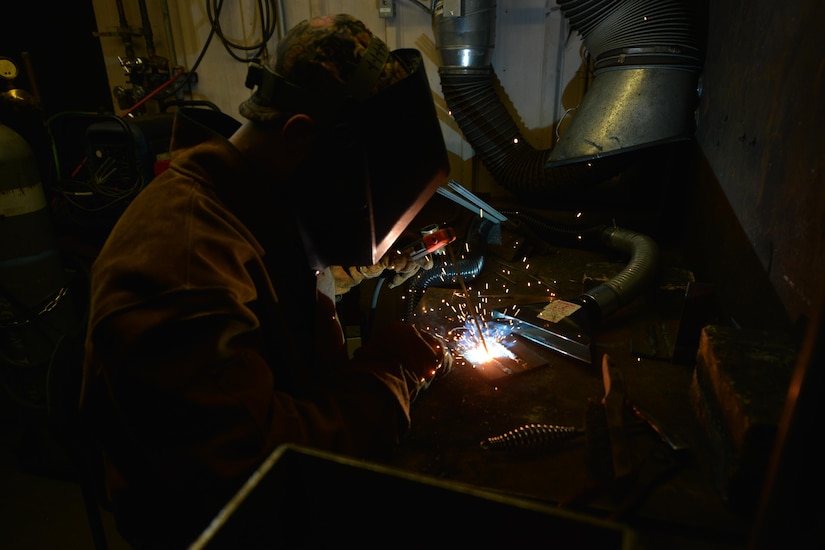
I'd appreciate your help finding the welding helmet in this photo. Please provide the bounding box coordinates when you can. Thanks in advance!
[240,14,450,269]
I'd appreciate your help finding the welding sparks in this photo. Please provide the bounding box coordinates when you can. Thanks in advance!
[442,287,520,368]
[413,245,557,372]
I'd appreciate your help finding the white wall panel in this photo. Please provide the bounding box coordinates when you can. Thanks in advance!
[90,0,582,197]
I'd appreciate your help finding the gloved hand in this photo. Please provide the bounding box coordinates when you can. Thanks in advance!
[355,320,453,402]
[330,252,434,296]
[384,252,434,289]
[411,328,453,400]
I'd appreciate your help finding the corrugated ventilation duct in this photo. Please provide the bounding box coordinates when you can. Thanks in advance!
[434,0,703,198]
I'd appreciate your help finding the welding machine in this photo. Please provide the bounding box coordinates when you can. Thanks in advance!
[49,112,174,244]
[83,112,174,192]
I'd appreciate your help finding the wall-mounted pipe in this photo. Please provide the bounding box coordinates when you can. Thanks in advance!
[138,0,156,56]
[160,0,178,68]
[433,0,704,198]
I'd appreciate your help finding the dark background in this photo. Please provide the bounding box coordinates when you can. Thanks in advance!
[0,1,113,116]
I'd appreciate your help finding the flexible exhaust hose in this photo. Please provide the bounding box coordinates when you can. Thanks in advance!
[403,210,658,324]
[578,225,660,322]
[499,210,660,321]
[438,69,621,196]
[434,0,703,198]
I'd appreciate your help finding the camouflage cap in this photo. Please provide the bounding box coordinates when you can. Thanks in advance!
[240,14,409,123]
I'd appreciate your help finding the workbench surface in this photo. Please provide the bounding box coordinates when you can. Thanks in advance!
[376,221,753,549]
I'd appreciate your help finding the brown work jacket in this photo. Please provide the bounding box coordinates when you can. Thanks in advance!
[79,109,411,546]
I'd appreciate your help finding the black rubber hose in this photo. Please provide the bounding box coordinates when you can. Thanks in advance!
[404,217,495,320]
[498,209,607,249]
[578,225,660,323]
[405,253,486,321]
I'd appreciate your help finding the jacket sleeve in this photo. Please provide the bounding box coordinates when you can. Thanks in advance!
[84,287,413,497]
[80,175,415,498]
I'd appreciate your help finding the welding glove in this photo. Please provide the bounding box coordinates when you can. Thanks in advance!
[411,328,453,400]
[355,320,453,402]
[330,253,434,296]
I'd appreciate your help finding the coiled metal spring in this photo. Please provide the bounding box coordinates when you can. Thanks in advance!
[480,423,582,451]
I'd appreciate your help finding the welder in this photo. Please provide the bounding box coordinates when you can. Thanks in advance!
[79,14,452,547]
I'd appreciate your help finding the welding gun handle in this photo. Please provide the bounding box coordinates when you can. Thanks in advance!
[404,227,456,261]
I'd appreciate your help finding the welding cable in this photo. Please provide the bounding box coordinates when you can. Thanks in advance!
[58,67,185,193]
[366,247,485,330]
[154,0,277,104]
[207,0,278,62]
[114,0,135,59]
[137,0,156,56]
[498,209,607,249]
[364,276,388,339]
[156,0,230,102]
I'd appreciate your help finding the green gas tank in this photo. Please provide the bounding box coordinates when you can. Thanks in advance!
[1,123,80,410]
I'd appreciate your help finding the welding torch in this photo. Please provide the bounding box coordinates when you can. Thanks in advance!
[399,226,456,262]
[378,226,457,290]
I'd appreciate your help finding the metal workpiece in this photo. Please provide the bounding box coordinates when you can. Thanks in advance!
[630,402,690,453]
[490,305,594,364]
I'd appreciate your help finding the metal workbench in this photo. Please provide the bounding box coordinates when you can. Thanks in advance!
[374,213,753,549]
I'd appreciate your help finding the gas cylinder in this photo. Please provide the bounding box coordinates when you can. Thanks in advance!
[0,123,80,410]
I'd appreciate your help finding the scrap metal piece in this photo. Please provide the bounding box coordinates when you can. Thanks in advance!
[584,398,614,484]
[492,302,593,364]
[467,335,549,380]
[629,402,690,453]
[601,355,633,480]
[480,424,582,451]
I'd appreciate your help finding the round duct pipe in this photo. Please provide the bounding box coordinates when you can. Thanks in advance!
[433,0,704,197]
[551,0,703,161]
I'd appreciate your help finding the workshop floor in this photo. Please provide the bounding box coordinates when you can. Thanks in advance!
[0,401,130,550]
